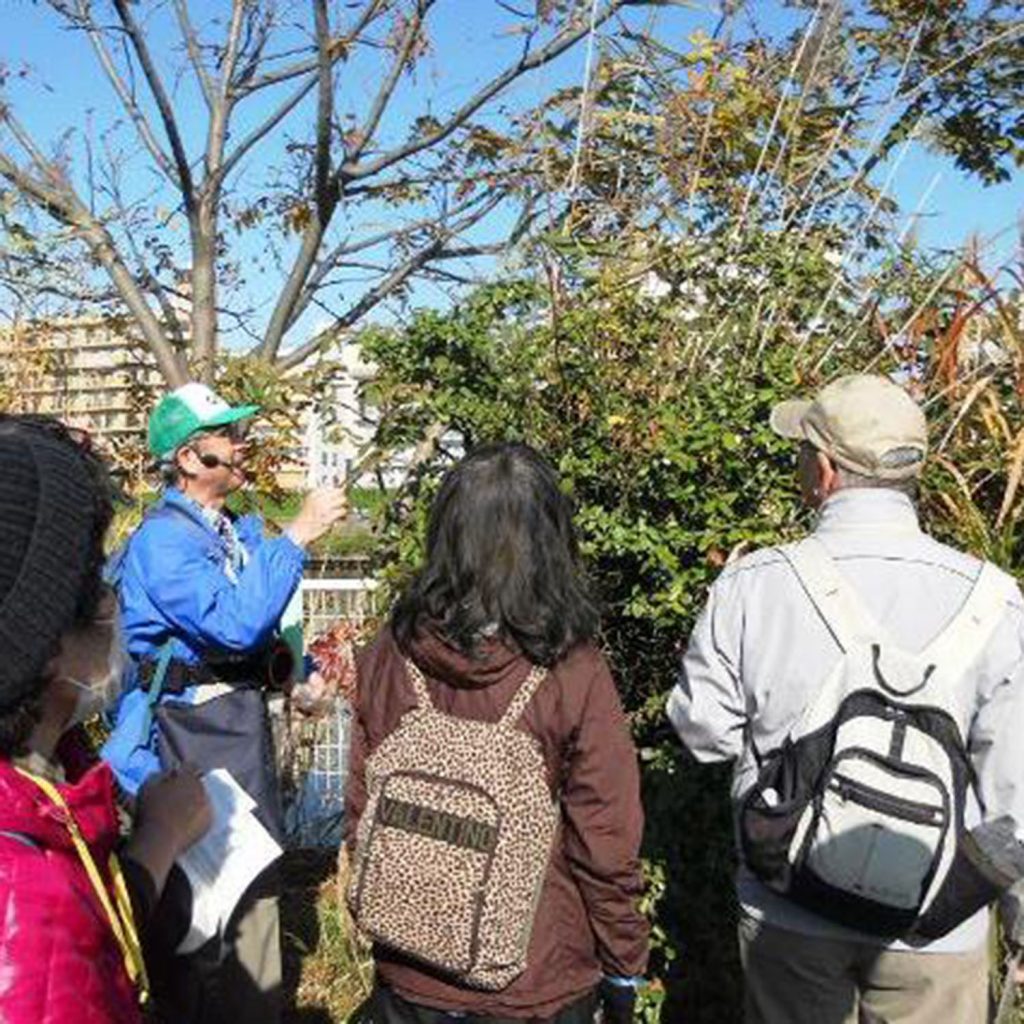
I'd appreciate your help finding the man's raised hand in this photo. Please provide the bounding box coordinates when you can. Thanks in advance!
[286,487,348,547]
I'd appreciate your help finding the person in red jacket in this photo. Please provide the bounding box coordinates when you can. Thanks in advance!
[0,414,211,1024]
[344,442,649,1024]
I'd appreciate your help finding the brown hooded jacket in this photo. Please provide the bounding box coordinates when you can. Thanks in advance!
[344,625,649,1019]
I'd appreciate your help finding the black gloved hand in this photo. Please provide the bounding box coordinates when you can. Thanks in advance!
[599,977,637,1024]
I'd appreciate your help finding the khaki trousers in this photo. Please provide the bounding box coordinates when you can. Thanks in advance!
[738,915,988,1024]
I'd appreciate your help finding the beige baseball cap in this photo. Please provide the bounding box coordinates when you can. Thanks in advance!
[770,374,927,480]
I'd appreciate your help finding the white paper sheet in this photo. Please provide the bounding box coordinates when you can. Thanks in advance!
[175,768,283,955]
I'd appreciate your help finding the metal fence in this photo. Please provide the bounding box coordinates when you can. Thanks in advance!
[300,576,380,638]
[274,576,380,848]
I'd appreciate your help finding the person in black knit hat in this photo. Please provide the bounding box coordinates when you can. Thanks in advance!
[0,414,211,1024]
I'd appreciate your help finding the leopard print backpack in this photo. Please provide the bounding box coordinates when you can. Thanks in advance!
[348,658,559,990]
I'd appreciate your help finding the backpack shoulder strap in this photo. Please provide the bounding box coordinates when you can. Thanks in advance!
[106,501,211,588]
[498,665,548,728]
[920,562,1010,680]
[146,641,175,705]
[780,537,880,652]
[402,658,547,723]
[146,501,216,542]
[403,658,434,710]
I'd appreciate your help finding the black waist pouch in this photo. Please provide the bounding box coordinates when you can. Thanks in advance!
[156,686,284,844]
[909,816,1024,944]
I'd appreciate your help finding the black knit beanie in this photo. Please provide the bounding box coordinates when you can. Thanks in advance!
[0,429,97,712]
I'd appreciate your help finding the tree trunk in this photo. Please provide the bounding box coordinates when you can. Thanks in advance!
[190,201,219,383]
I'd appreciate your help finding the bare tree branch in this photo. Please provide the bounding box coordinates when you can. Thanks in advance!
[0,277,120,307]
[260,0,627,362]
[232,50,319,96]
[102,156,188,352]
[272,238,439,371]
[232,0,388,97]
[1,108,62,179]
[8,0,654,389]
[186,1,262,376]
[70,1,181,186]
[343,172,439,198]
[0,243,121,307]
[210,0,391,361]
[341,0,639,182]
[219,0,248,97]
[258,0,343,360]
[232,6,274,91]
[173,0,217,109]
[286,188,509,330]
[433,241,511,260]
[313,0,334,206]
[0,133,185,384]
[347,0,437,164]
[216,0,372,187]
[110,0,196,208]
[214,74,320,186]
[273,192,505,372]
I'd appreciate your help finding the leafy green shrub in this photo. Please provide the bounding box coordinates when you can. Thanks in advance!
[357,232,1023,1021]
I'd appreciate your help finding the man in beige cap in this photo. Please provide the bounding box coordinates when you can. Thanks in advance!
[667,373,1024,1023]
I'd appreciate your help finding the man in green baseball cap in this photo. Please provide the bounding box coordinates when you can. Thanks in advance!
[146,381,263,505]
[148,381,261,462]
[106,381,347,1024]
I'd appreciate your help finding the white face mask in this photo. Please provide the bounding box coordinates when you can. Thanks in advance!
[65,609,128,728]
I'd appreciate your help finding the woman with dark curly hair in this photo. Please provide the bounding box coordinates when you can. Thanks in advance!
[0,414,211,1024]
[344,442,648,1024]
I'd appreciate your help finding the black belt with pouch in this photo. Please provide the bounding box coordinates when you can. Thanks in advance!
[137,640,294,694]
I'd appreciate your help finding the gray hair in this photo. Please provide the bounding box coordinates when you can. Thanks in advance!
[158,452,182,488]
[834,465,919,500]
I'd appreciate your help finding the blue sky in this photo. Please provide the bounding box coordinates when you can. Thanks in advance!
[2,0,1021,343]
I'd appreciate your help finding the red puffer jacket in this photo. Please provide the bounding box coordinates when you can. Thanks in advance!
[0,755,142,1024]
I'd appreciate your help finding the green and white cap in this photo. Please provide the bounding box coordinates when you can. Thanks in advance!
[148,382,260,459]
[770,373,927,480]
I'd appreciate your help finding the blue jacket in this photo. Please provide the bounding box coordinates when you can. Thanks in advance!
[104,488,307,798]
[119,487,306,666]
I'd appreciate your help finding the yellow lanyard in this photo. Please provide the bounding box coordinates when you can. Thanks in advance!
[14,767,150,1004]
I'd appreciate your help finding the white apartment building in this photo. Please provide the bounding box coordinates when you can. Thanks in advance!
[293,341,405,489]
[0,315,163,444]
[0,313,415,492]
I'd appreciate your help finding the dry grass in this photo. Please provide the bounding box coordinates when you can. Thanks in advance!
[276,866,1024,1024]
[281,850,372,1024]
